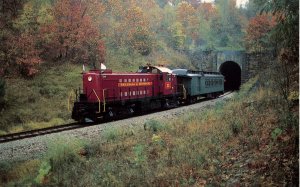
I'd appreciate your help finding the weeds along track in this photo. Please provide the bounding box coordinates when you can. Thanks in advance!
[0,91,233,144]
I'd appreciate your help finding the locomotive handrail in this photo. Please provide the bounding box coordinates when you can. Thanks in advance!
[183,85,187,99]
[93,89,101,113]
[103,89,106,112]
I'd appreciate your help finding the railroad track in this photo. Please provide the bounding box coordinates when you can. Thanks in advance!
[0,123,85,143]
[0,91,233,144]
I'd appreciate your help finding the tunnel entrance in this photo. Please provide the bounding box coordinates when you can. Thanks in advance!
[219,61,241,91]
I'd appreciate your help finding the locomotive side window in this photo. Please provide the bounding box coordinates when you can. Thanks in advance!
[166,74,171,81]
[128,79,131,82]
[124,79,127,82]
[119,79,122,83]
[133,79,135,82]
[152,69,158,74]
[143,78,146,82]
[136,79,139,82]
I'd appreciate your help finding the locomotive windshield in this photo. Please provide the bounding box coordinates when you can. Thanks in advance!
[137,65,172,74]
[138,66,159,73]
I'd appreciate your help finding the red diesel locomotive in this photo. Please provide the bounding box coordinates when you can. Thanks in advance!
[72,65,179,122]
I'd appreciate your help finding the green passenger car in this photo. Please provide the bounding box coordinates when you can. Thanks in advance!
[172,69,224,100]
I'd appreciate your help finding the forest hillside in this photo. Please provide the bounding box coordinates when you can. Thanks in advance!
[0,0,273,132]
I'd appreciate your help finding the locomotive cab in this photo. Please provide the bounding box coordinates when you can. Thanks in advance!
[138,65,176,96]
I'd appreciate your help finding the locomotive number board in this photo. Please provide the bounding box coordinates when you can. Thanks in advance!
[118,82,153,87]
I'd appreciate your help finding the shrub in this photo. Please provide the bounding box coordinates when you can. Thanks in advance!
[34,161,51,184]
[0,160,40,186]
[143,119,165,133]
[41,137,88,185]
[230,120,242,136]
[103,126,125,142]
[133,144,146,165]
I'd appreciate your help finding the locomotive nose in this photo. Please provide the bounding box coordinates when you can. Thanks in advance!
[83,71,102,102]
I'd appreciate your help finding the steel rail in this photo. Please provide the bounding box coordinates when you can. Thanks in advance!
[0,123,84,143]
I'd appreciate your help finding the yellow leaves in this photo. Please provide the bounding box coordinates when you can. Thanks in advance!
[152,134,162,143]
[37,3,54,25]
[288,91,299,102]
[176,1,199,40]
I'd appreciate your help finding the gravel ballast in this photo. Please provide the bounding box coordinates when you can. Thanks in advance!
[0,93,233,162]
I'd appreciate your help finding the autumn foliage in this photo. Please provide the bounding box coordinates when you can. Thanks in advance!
[176,2,199,42]
[245,14,277,52]
[1,0,252,77]
[14,33,42,77]
[41,0,102,63]
[0,0,106,77]
[0,0,293,77]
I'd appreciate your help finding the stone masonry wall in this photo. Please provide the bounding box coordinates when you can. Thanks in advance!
[191,50,276,84]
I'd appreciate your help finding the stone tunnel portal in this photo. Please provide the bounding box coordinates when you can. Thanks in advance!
[219,61,241,91]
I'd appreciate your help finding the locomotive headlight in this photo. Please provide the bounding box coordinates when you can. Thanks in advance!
[88,76,92,82]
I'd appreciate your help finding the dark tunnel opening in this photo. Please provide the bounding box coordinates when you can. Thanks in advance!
[219,61,241,91]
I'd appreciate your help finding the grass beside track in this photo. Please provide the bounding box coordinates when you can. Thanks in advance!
[0,64,82,135]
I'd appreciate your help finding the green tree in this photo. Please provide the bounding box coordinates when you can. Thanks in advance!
[123,5,153,56]
[213,0,244,49]
[176,1,199,49]
[169,22,186,50]
[155,0,168,8]
[243,0,261,19]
